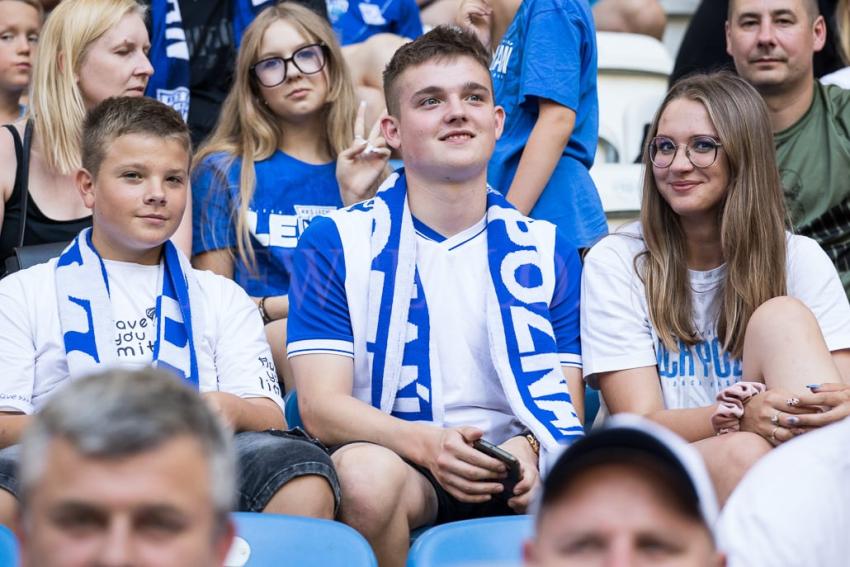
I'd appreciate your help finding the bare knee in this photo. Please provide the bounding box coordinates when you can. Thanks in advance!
[265,474,335,520]
[746,296,819,345]
[333,445,410,537]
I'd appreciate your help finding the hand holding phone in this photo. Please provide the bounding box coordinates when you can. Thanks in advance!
[473,439,521,499]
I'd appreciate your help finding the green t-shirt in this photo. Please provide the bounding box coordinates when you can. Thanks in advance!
[775,82,850,299]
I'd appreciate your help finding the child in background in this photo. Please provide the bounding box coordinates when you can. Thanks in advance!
[192,3,389,392]
[458,0,607,250]
[0,0,39,124]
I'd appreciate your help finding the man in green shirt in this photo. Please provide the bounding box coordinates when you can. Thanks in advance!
[727,0,850,299]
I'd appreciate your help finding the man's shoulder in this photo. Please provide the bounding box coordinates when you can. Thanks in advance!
[821,82,850,120]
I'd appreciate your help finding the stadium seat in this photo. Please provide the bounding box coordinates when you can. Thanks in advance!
[283,390,304,429]
[0,525,17,566]
[591,162,644,217]
[595,32,672,166]
[406,515,533,567]
[226,512,378,567]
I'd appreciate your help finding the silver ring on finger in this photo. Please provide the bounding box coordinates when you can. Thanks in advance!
[770,426,780,444]
[771,412,780,425]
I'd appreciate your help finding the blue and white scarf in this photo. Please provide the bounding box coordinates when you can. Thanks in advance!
[365,173,584,465]
[55,229,202,388]
[146,0,276,121]
[146,0,191,121]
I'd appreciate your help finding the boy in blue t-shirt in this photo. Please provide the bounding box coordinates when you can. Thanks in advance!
[458,0,607,249]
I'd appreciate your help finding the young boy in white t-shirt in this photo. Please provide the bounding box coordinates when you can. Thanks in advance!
[0,96,339,525]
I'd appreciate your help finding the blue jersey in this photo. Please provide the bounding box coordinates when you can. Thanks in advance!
[328,0,423,45]
[192,151,343,297]
[489,0,607,248]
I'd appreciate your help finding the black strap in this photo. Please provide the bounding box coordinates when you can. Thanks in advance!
[17,120,33,248]
[2,123,23,213]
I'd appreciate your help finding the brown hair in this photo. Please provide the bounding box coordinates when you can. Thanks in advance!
[637,71,787,359]
[82,96,190,177]
[193,3,356,270]
[382,25,491,116]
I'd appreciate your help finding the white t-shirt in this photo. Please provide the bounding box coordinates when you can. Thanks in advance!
[0,259,283,414]
[718,417,850,566]
[581,223,850,409]
[414,216,521,442]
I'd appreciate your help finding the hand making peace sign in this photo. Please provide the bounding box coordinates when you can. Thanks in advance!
[336,100,392,205]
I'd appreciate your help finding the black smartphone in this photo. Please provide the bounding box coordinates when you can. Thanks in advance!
[473,439,521,499]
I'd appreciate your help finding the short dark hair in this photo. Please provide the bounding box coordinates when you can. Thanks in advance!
[81,96,191,177]
[382,25,492,116]
[728,0,819,21]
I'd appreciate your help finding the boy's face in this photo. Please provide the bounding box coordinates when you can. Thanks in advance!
[77,133,189,265]
[0,0,40,94]
[381,55,504,184]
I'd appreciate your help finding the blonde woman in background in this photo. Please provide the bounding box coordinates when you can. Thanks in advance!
[0,0,191,272]
[580,72,850,505]
[192,3,389,391]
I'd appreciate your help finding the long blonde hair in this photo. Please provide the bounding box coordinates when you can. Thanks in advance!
[194,3,357,270]
[28,0,145,174]
[638,72,787,359]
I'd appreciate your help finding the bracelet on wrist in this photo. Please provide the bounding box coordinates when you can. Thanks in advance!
[258,296,273,325]
[524,433,540,457]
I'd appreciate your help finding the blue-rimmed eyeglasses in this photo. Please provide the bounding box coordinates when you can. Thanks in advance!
[648,136,724,169]
[250,43,329,88]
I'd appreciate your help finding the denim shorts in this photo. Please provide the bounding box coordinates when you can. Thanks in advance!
[235,428,340,513]
[0,445,20,497]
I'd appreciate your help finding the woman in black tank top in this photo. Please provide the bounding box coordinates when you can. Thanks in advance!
[0,0,191,268]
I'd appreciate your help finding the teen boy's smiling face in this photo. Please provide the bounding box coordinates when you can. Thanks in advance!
[383,55,505,183]
[77,133,189,265]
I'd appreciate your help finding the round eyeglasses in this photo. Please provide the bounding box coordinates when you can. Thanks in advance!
[648,136,723,169]
[250,43,329,88]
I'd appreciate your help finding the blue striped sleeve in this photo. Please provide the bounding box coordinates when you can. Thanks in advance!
[286,215,354,358]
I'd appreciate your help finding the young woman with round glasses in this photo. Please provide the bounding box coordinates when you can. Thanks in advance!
[191,3,389,390]
[580,72,850,503]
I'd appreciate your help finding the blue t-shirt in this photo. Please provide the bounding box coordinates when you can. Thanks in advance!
[328,0,423,45]
[287,214,582,361]
[489,0,607,248]
[192,151,343,297]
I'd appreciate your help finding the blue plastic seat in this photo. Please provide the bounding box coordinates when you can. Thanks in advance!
[283,390,304,429]
[230,512,377,567]
[0,525,18,565]
[406,515,533,567]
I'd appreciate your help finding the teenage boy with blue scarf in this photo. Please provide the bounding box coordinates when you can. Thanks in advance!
[0,96,339,526]
[287,26,584,567]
